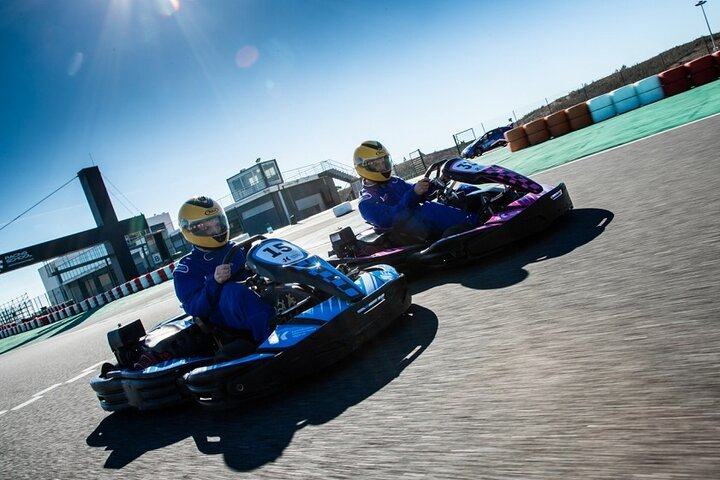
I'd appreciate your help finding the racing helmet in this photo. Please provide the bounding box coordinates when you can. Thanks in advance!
[178,196,229,249]
[353,140,393,182]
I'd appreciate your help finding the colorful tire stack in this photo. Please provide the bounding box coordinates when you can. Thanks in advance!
[587,93,617,123]
[565,102,593,131]
[659,65,691,97]
[633,75,665,106]
[685,54,719,87]
[505,126,530,152]
[545,110,571,138]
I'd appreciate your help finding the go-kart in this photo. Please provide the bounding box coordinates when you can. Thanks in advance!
[327,157,573,271]
[89,236,411,411]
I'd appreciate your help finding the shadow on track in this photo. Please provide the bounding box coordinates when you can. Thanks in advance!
[408,207,614,293]
[86,305,437,471]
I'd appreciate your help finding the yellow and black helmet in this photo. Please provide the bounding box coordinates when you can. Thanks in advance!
[178,196,229,249]
[353,140,393,182]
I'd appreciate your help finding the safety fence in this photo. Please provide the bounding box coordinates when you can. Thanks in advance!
[0,262,177,339]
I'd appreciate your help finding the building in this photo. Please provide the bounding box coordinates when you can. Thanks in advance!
[224,159,357,236]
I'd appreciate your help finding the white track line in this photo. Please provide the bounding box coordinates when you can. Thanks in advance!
[11,396,43,411]
[65,370,95,384]
[33,383,62,397]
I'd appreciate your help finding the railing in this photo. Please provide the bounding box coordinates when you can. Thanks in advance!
[283,159,358,182]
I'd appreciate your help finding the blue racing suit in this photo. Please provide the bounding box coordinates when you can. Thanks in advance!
[358,177,480,240]
[173,242,275,344]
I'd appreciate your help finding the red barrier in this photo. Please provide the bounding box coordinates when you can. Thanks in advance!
[686,54,719,87]
[659,65,691,97]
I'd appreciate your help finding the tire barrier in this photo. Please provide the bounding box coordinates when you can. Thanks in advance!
[565,102,593,131]
[685,54,719,87]
[494,53,717,157]
[633,75,665,106]
[545,110,571,138]
[0,262,179,339]
[587,93,617,123]
[504,126,530,152]
[659,65,691,97]
[524,118,551,146]
[610,84,640,115]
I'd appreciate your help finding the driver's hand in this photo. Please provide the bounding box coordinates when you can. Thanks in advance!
[414,177,431,196]
[214,263,232,284]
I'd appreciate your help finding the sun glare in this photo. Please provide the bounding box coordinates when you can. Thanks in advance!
[154,0,181,17]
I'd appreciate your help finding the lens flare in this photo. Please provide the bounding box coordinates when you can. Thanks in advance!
[235,45,259,68]
[154,0,180,17]
[67,52,84,76]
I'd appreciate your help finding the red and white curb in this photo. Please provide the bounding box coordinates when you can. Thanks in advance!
[0,262,177,339]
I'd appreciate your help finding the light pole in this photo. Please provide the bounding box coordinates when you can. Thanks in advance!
[695,0,718,51]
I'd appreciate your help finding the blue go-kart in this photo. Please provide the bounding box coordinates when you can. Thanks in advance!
[89,236,411,411]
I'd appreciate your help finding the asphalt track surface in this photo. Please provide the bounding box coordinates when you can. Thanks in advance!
[0,115,718,479]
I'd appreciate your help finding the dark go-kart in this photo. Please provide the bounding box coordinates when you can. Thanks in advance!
[89,236,411,411]
[327,157,573,271]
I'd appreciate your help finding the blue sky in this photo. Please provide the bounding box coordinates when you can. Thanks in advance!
[1,0,717,303]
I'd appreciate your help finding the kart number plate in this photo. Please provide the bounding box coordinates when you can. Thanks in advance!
[255,240,308,265]
[447,160,484,174]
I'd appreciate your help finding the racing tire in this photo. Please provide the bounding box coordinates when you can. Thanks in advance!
[99,399,132,412]
[523,118,548,136]
[527,129,550,146]
[659,65,689,83]
[634,76,664,105]
[504,126,527,142]
[685,54,716,74]
[565,103,593,131]
[633,75,661,94]
[545,111,570,138]
[637,87,664,105]
[610,85,640,114]
[688,67,719,87]
[609,84,637,102]
[661,78,691,97]
[587,93,613,112]
[589,102,616,123]
[508,136,530,152]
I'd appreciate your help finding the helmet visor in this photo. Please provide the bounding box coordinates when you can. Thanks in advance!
[363,154,392,174]
[185,214,228,239]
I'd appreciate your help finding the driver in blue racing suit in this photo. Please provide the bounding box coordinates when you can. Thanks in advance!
[353,140,485,242]
[173,196,275,345]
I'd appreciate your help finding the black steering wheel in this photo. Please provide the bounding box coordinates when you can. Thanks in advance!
[221,234,267,282]
[422,158,458,204]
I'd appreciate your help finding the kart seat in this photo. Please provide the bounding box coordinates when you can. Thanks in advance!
[193,316,258,361]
